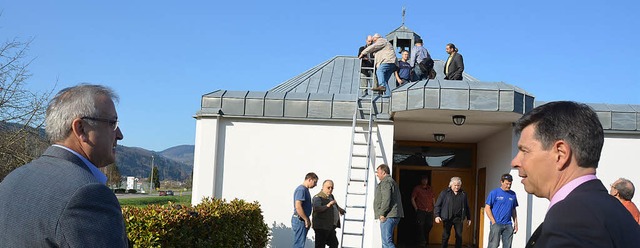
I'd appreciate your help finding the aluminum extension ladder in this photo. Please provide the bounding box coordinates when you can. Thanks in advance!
[339,59,377,248]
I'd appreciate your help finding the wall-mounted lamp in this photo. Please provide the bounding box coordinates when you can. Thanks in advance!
[452,115,466,126]
[434,133,445,142]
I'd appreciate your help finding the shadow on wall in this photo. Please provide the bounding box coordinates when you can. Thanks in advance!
[270,221,314,248]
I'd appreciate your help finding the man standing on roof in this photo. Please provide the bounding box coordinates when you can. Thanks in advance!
[358,33,397,96]
[410,38,432,81]
[444,43,464,80]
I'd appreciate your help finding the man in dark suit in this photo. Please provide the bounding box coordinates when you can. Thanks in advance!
[0,84,128,247]
[511,101,640,247]
[444,43,464,80]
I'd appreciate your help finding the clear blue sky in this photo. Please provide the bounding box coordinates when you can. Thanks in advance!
[2,1,639,151]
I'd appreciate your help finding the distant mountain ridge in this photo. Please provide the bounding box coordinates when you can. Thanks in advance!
[115,145,194,181]
[1,122,194,182]
[160,145,194,166]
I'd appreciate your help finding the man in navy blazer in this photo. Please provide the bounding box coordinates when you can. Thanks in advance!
[0,84,128,247]
[511,101,640,247]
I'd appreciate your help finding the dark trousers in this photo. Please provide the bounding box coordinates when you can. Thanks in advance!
[441,219,463,248]
[313,228,338,248]
[416,210,433,246]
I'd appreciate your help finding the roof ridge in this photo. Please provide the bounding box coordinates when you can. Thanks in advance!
[269,56,339,93]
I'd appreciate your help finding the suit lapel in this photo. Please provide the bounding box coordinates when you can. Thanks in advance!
[526,222,543,248]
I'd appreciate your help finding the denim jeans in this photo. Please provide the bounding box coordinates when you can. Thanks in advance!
[292,216,308,248]
[376,63,396,96]
[488,223,514,248]
[441,219,463,248]
[380,217,400,248]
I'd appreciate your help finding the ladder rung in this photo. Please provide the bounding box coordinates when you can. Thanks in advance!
[361,66,375,70]
[342,232,364,236]
[344,218,365,222]
[357,107,369,111]
[347,192,366,196]
[352,153,367,157]
[346,205,366,209]
[350,179,366,183]
[354,130,371,134]
[350,166,366,170]
[353,141,368,145]
[347,193,367,196]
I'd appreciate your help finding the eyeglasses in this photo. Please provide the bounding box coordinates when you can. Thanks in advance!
[81,117,119,131]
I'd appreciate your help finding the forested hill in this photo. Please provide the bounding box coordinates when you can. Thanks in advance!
[115,145,194,181]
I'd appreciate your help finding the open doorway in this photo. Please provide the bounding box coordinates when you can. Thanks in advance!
[393,141,477,247]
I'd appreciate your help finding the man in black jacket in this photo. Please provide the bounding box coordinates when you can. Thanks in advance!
[444,43,464,80]
[434,177,471,248]
[312,180,345,248]
[358,35,375,95]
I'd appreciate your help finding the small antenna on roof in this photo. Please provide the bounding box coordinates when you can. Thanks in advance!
[402,7,406,25]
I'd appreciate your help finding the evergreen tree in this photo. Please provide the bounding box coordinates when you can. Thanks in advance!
[152,166,160,189]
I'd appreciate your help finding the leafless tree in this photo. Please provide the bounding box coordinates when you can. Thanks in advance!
[100,164,123,188]
[0,37,53,181]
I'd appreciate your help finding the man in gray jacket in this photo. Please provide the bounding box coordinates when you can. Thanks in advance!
[374,164,404,248]
[0,84,128,247]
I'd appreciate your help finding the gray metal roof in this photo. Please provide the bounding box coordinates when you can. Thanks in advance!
[269,56,360,94]
[391,60,534,114]
[385,25,421,42]
[197,56,640,133]
[535,102,640,132]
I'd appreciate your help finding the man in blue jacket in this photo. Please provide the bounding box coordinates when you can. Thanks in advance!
[434,177,471,248]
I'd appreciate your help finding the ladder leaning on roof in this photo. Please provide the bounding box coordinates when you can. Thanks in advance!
[339,59,377,248]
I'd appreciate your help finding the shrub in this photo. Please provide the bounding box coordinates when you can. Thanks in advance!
[123,197,269,248]
[127,189,137,194]
[114,188,126,194]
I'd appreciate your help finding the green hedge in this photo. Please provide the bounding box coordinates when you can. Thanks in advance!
[123,198,269,248]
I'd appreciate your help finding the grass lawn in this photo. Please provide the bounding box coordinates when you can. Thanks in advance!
[119,195,191,208]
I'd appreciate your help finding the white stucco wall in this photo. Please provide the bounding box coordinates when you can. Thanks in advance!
[191,116,219,204]
[477,127,529,247]
[598,134,640,207]
[191,117,395,247]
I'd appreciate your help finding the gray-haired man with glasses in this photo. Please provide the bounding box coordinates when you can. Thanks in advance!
[0,84,129,247]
